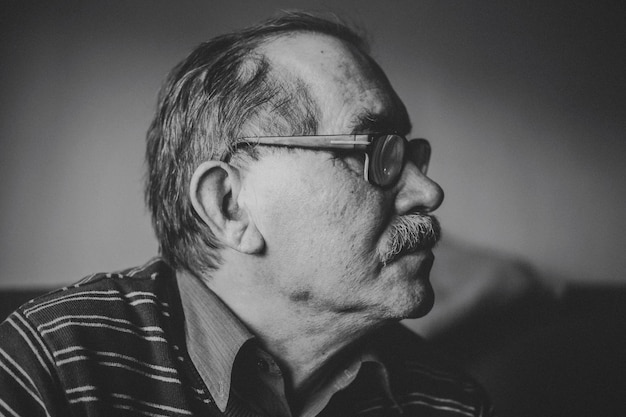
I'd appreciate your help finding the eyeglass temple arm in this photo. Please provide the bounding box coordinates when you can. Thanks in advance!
[242,134,372,149]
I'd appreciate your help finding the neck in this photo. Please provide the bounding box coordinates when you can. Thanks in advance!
[203,258,385,397]
[253,309,377,395]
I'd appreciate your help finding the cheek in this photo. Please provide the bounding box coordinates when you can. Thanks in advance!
[300,177,386,270]
[298,159,378,233]
[245,154,387,258]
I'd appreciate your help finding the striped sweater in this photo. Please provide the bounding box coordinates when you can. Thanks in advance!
[0,259,493,416]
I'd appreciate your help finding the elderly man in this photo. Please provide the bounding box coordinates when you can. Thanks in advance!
[0,12,491,417]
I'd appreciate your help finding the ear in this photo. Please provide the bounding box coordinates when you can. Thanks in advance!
[190,161,264,254]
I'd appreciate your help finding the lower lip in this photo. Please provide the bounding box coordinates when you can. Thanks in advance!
[422,250,435,269]
[388,249,434,268]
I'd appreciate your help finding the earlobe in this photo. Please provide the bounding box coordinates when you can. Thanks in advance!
[190,161,264,254]
[235,220,265,254]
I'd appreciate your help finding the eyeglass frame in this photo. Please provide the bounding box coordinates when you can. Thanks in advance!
[221,134,431,188]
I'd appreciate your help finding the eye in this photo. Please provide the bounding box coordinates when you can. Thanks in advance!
[326,151,365,180]
[368,135,405,187]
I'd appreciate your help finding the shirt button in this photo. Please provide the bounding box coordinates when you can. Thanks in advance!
[257,359,270,373]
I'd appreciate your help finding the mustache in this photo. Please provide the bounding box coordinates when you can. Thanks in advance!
[378,213,441,266]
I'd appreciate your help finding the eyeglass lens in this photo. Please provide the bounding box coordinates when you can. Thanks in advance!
[367,136,430,187]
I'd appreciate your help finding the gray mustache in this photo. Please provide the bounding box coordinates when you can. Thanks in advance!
[378,214,441,265]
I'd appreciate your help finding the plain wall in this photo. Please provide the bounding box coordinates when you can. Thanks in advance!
[1,0,625,288]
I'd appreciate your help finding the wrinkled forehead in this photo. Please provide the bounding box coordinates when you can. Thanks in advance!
[259,32,411,135]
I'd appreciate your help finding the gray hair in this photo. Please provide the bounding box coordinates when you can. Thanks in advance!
[145,12,369,274]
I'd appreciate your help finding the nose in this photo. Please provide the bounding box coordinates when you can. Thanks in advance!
[394,162,444,215]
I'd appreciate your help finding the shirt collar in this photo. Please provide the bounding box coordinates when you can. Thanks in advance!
[298,348,391,417]
[175,268,397,414]
[176,269,253,411]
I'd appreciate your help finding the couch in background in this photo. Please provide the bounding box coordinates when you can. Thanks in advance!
[406,240,626,417]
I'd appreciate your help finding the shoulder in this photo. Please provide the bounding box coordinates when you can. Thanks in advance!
[0,260,197,416]
[369,323,494,416]
[2,258,181,360]
[14,258,175,323]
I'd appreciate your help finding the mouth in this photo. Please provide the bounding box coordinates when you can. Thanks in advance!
[420,250,435,270]
[377,213,441,266]
[396,239,438,259]
[379,247,435,269]
[379,230,440,266]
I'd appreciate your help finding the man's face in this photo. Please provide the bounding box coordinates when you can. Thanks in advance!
[240,33,444,321]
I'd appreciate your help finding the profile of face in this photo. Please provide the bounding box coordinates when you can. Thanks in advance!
[238,33,444,321]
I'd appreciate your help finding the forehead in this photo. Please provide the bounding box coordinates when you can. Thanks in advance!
[259,32,410,135]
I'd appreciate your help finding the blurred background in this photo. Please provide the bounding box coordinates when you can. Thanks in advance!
[1,1,625,415]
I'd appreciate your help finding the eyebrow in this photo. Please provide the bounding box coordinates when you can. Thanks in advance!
[349,109,412,136]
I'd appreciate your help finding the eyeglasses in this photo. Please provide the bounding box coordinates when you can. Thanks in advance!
[229,134,431,188]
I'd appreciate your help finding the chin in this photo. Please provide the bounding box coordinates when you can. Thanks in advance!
[404,286,435,319]
[383,252,435,319]
[376,278,435,321]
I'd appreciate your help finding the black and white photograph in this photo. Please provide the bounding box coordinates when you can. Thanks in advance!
[1,1,625,416]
